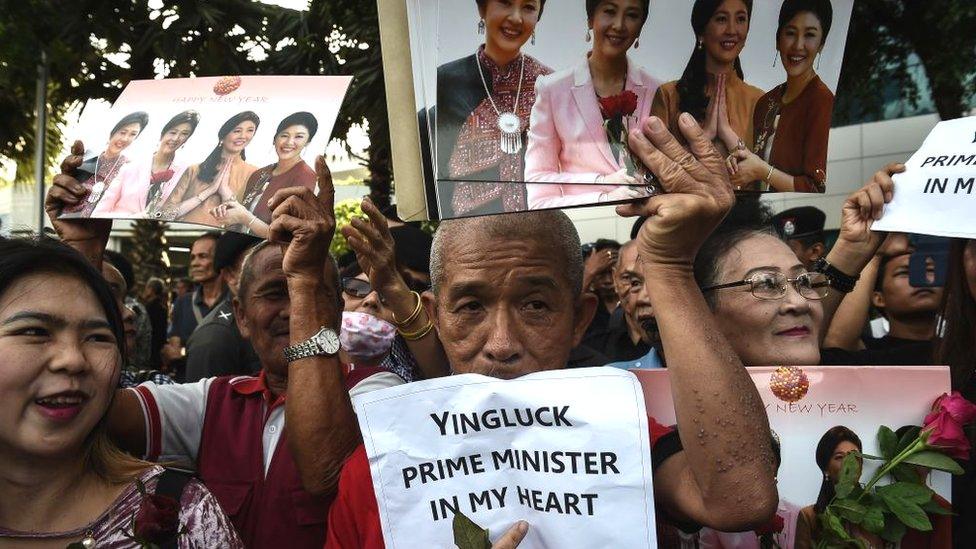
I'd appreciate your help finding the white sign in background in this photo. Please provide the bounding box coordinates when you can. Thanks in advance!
[873,116,976,239]
[353,367,657,548]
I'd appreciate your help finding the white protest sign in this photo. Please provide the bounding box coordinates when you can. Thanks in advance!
[873,116,976,238]
[353,367,657,548]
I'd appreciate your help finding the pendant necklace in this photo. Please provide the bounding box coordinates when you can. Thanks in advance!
[476,52,526,155]
[88,153,124,204]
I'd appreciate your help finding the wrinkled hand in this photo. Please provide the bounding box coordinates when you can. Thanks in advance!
[491,521,528,549]
[617,114,734,268]
[340,196,404,296]
[600,168,638,186]
[727,149,766,189]
[268,156,336,281]
[836,163,903,256]
[45,140,112,245]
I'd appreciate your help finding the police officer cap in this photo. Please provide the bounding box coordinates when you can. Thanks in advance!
[772,206,826,240]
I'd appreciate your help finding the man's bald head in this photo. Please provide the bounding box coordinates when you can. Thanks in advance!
[430,210,583,297]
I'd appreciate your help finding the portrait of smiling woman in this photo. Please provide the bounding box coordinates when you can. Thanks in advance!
[524,0,659,209]
[0,238,240,547]
[211,111,319,237]
[729,0,835,192]
[436,0,552,217]
[651,0,763,157]
[156,110,260,225]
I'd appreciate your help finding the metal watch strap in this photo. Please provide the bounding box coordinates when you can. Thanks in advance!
[283,339,321,363]
[813,257,859,293]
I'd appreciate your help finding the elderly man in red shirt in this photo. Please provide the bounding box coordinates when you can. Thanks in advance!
[46,147,401,548]
[313,114,781,548]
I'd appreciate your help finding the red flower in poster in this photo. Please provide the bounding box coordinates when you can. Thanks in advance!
[598,90,639,119]
[150,169,175,186]
[754,513,784,536]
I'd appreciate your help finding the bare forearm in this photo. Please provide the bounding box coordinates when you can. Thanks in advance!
[823,256,879,350]
[645,267,776,521]
[821,241,877,330]
[286,278,358,495]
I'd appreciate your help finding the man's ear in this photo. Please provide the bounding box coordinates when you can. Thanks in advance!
[871,291,885,311]
[572,292,599,347]
[421,290,438,331]
[233,296,251,340]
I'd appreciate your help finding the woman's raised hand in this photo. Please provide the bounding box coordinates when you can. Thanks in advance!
[714,75,742,152]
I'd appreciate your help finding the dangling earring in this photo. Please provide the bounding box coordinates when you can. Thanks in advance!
[697,37,704,50]
[634,39,640,49]
[531,32,536,45]
[773,50,778,67]
[585,28,591,42]
[816,52,822,70]
[478,20,485,35]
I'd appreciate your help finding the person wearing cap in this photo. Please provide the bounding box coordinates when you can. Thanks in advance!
[772,206,826,270]
[184,231,263,382]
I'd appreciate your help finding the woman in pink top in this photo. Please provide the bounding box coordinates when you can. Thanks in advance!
[94,110,200,218]
[524,0,658,209]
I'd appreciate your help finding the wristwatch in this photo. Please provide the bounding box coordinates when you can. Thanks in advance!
[812,257,859,293]
[283,326,341,362]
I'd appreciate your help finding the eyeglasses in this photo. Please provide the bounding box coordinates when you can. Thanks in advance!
[701,271,830,301]
[341,278,385,304]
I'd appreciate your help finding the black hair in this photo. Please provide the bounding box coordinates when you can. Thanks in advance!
[195,231,222,248]
[103,250,135,295]
[776,0,833,45]
[198,111,261,184]
[593,238,622,252]
[275,112,319,142]
[0,237,126,361]
[110,111,149,137]
[677,0,754,120]
[585,0,650,24]
[693,196,775,307]
[874,253,896,294]
[813,426,862,514]
[795,232,825,248]
[160,110,201,140]
[476,0,547,19]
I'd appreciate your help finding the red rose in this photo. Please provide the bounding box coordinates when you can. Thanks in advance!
[754,513,785,536]
[922,409,972,460]
[930,391,976,426]
[619,90,638,116]
[134,492,180,543]
[598,94,623,119]
[150,169,175,186]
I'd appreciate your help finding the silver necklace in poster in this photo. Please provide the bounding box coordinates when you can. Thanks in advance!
[87,153,124,204]
[476,54,525,155]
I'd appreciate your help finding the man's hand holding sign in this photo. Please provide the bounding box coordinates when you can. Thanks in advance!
[322,113,778,548]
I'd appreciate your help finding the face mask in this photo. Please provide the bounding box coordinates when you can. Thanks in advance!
[340,311,397,362]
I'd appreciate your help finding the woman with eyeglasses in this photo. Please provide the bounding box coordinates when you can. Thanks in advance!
[337,198,450,382]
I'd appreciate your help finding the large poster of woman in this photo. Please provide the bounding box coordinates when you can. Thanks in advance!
[387,0,853,219]
[65,76,350,234]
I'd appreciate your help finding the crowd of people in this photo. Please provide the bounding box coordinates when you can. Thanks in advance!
[1,110,974,548]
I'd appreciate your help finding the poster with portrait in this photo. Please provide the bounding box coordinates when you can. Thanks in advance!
[636,366,951,548]
[61,75,351,237]
[379,0,853,220]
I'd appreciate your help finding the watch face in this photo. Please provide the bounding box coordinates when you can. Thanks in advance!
[313,328,341,355]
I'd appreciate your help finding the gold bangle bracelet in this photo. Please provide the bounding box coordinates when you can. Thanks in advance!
[400,321,434,341]
[392,291,423,328]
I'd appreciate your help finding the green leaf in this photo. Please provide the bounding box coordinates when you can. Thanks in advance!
[891,463,921,484]
[921,498,955,516]
[820,510,853,542]
[878,425,898,460]
[835,453,861,498]
[880,515,908,543]
[832,498,867,524]
[903,451,965,475]
[452,511,491,549]
[896,426,922,453]
[862,505,885,535]
[876,481,934,505]
[878,495,932,532]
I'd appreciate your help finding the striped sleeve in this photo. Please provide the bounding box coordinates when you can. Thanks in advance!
[130,378,213,464]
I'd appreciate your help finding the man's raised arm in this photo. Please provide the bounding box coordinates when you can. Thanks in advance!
[620,114,778,531]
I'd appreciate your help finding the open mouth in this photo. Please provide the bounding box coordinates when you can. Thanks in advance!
[500,27,523,40]
[605,34,628,47]
[34,391,88,422]
[720,40,739,51]
[786,55,807,66]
